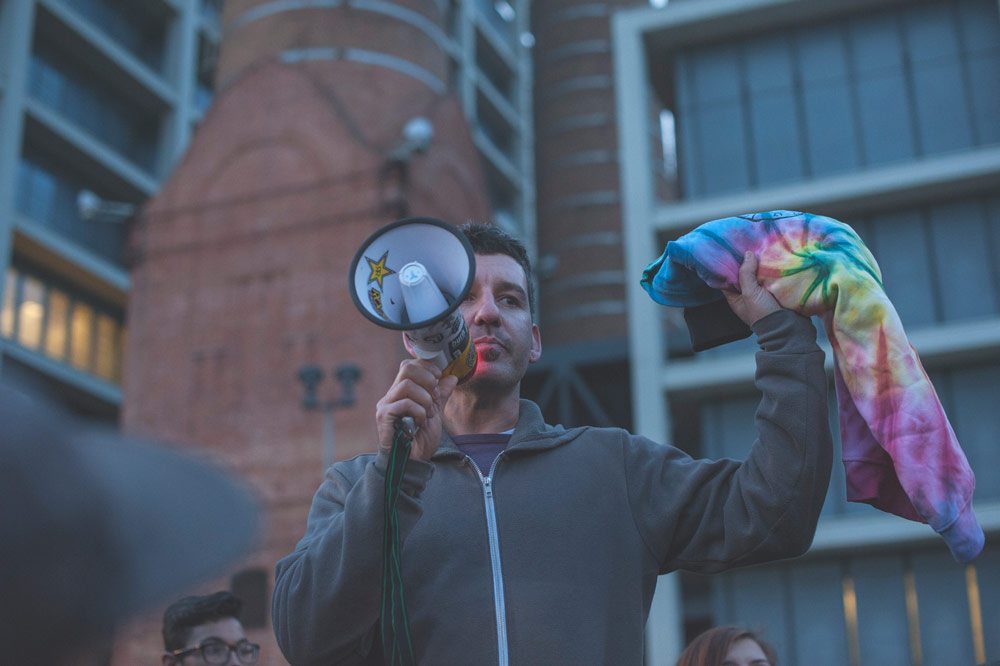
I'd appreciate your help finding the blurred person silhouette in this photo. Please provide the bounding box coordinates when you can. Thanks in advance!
[162,591,260,666]
[676,626,777,666]
[0,384,259,665]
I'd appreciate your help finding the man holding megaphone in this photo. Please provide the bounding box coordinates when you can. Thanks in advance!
[273,221,832,665]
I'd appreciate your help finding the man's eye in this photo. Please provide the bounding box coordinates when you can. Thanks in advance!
[500,296,520,306]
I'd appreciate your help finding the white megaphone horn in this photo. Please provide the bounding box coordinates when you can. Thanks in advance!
[349,217,478,383]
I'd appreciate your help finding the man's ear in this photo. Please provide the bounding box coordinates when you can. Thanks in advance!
[528,323,542,363]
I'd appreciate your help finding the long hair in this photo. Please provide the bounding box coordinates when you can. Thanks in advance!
[675,626,777,666]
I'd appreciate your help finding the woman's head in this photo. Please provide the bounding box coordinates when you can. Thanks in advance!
[676,626,776,666]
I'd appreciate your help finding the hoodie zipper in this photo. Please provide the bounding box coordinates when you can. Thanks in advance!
[467,455,509,666]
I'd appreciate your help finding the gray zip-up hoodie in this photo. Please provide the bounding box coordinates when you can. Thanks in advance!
[272,310,832,665]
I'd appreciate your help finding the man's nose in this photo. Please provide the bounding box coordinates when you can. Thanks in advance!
[470,293,501,325]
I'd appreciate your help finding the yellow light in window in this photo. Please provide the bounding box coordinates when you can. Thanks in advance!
[18,300,44,350]
[966,564,985,664]
[903,568,923,666]
[841,574,861,666]
[94,314,120,383]
[18,276,45,349]
[45,290,69,360]
[1,270,15,337]
[70,302,94,371]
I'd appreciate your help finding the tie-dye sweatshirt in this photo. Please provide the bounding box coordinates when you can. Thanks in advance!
[640,210,983,563]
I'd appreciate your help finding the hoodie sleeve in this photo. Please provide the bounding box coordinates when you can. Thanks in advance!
[624,309,833,573]
[271,452,434,665]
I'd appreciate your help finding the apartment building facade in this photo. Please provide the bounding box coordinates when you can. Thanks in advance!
[615,0,1000,662]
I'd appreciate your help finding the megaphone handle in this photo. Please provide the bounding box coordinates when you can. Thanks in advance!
[383,415,417,664]
[398,416,417,438]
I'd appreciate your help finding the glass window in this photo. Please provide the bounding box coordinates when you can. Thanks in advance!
[475,0,519,51]
[18,276,45,350]
[2,269,16,338]
[476,91,516,158]
[70,301,94,372]
[201,0,223,29]
[653,108,680,202]
[27,41,161,172]
[671,0,1000,199]
[476,32,515,102]
[16,151,130,266]
[45,289,70,360]
[194,35,218,114]
[445,0,462,38]
[17,159,56,222]
[701,548,997,664]
[58,0,167,72]
[3,265,124,383]
[93,313,119,382]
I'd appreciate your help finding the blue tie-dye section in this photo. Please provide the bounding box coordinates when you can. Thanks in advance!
[641,241,722,307]
[641,211,805,305]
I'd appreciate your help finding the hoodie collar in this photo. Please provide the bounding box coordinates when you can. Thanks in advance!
[432,399,585,461]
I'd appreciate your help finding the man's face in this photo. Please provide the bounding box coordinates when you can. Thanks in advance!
[458,253,541,391]
[169,618,248,666]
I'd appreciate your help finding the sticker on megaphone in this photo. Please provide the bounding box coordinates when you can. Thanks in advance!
[400,262,477,382]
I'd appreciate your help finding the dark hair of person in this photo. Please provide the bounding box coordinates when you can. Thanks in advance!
[162,591,243,652]
[675,626,777,666]
[459,222,536,319]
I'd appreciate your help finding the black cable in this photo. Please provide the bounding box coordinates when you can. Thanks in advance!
[381,424,416,665]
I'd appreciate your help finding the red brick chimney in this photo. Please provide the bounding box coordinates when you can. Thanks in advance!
[116,2,489,662]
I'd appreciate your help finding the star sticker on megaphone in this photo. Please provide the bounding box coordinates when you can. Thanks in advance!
[366,250,395,288]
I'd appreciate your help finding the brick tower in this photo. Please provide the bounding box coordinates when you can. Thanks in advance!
[531,0,645,346]
[522,0,646,431]
[116,2,489,663]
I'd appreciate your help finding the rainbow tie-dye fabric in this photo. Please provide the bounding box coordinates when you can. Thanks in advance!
[641,210,983,563]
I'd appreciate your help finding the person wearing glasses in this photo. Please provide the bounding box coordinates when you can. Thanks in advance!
[162,591,261,665]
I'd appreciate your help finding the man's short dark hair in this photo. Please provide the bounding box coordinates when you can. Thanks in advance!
[460,222,536,318]
[162,591,243,652]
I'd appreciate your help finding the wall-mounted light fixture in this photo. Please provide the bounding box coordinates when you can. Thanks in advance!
[296,362,362,473]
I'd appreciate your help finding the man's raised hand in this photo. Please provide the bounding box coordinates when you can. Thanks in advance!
[721,251,782,326]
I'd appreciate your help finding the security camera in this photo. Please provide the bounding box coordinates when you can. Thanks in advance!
[402,117,434,154]
[77,190,103,220]
[76,189,136,222]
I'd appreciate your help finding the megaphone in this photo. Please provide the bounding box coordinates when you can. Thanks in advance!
[349,217,477,382]
[350,217,477,662]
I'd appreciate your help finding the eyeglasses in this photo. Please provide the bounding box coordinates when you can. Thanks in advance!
[171,638,260,664]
